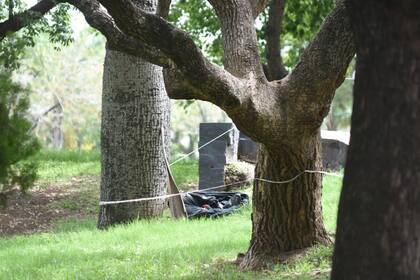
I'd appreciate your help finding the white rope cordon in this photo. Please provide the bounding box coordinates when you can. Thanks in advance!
[99,126,343,206]
[99,170,342,206]
[169,127,235,166]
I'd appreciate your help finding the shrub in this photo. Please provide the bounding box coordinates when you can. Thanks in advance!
[0,71,40,207]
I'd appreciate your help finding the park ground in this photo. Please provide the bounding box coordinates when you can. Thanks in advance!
[0,150,342,279]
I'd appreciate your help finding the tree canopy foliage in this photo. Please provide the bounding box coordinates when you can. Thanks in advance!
[170,0,335,67]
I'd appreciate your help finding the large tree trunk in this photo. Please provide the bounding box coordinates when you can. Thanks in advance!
[98,48,170,228]
[98,0,170,228]
[332,0,420,278]
[240,133,330,269]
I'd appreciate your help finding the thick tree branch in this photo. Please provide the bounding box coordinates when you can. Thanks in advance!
[68,0,172,67]
[265,0,288,80]
[285,0,355,126]
[0,0,59,40]
[209,0,265,78]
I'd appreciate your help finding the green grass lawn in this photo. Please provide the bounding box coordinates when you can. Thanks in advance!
[32,150,101,183]
[32,150,198,189]
[0,150,343,280]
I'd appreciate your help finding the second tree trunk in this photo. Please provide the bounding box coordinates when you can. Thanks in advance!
[241,132,330,269]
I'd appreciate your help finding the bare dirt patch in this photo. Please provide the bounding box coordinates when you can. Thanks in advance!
[0,176,99,236]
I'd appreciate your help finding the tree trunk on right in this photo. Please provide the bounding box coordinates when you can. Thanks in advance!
[332,0,420,278]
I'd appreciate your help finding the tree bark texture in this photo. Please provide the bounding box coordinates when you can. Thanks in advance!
[332,1,420,278]
[97,0,170,229]
[68,0,354,268]
[241,137,330,268]
[98,48,170,228]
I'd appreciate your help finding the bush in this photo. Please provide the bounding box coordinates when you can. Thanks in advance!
[0,71,40,207]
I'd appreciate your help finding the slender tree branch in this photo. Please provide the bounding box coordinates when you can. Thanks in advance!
[0,0,59,40]
[265,0,288,80]
[8,0,14,18]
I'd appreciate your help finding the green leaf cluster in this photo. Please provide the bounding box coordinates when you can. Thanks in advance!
[169,0,222,64]
[281,0,335,67]
[0,1,74,65]
[170,0,335,68]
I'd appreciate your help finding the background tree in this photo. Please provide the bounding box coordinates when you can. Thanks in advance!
[0,0,73,206]
[332,0,420,278]
[72,0,354,269]
[20,31,104,150]
[98,0,171,228]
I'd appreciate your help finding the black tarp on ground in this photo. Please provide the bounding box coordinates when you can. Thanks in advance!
[183,191,249,218]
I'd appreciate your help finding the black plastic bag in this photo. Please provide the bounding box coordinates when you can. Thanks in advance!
[183,191,249,218]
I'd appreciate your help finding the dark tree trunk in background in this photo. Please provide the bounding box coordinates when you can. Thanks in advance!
[97,0,170,229]
[332,0,420,278]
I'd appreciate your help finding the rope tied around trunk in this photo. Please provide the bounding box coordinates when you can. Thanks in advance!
[99,170,342,206]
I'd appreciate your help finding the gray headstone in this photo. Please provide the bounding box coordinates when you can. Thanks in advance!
[236,130,349,170]
[321,139,348,170]
[198,123,239,190]
[320,130,349,170]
